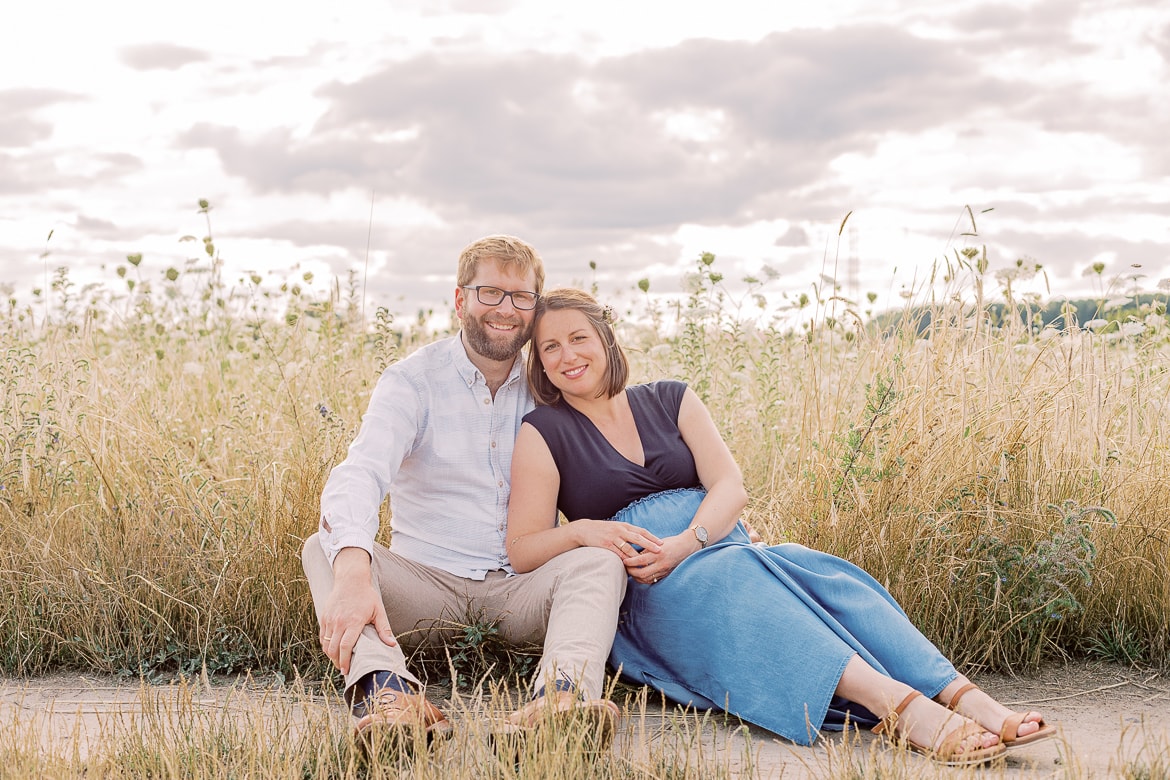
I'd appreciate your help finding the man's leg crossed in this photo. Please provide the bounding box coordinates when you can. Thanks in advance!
[514,546,627,700]
[301,533,469,748]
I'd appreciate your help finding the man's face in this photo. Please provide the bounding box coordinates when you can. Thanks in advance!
[455,259,538,363]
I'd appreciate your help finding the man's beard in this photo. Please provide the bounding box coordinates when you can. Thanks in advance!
[461,309,532,362]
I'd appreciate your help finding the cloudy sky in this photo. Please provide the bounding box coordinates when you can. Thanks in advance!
[4,0,1169,323]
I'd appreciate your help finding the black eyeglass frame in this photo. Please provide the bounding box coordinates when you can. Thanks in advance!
[461,285,540,310]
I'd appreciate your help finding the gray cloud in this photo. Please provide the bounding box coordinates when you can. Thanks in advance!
[949,0,1081,42]
[0,151,59,194]
[119,44,208,70]
[0,88,83,147]
[607,28,999,142]
[775,226,811,247]
[983,228,1169,290]
[75,215,129,241]
[1153,21,1170,64]
[0,147,144,196]
[235,218,392,257]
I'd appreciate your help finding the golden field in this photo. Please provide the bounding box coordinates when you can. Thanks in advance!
[2,224,1167,777]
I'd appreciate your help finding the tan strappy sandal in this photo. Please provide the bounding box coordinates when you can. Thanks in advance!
[945,682,1057,749]
[873,691,1006,767]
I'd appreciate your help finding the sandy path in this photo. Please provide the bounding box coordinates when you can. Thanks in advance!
[2,661,1166,777]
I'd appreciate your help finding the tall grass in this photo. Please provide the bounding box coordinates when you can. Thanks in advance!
[627,244,1169,673]
[2,205,1168,691]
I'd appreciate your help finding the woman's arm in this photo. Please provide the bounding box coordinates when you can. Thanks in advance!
[624,387,748,583]
[505,422,661,573]
[678,386,749,544]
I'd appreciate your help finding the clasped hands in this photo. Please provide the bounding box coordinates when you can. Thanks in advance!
[575,519,691,585]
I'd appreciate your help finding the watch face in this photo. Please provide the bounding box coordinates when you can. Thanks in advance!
[695,526,708,544]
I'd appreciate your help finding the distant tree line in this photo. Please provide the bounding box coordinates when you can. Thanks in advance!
[873,294,1170,335]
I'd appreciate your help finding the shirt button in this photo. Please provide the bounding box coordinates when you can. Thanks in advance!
[498,480,504,487]
[483,398,490,405]
[491,441,497,448]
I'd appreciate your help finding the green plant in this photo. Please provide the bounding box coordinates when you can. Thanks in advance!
[1084,620,1148,667]
[961,500,1114,662]
[830,357,904,504]
[403,609,540,694]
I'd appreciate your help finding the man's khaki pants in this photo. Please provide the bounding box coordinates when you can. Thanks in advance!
[302,534,627,701]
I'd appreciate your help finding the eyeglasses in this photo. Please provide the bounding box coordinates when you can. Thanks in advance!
[462,286,539,310]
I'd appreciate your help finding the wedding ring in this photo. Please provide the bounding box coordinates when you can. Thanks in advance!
[652,577,659,583]
[323,635,334,641]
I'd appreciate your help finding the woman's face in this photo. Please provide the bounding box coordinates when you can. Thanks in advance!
[534,308,607,400]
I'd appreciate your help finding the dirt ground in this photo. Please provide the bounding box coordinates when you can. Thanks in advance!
[2,661,1166,777]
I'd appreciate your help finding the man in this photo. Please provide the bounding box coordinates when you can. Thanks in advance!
[301,235,626,755]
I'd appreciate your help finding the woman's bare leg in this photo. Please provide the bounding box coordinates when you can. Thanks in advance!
[835,655,999,752]
[935,675,1046,739]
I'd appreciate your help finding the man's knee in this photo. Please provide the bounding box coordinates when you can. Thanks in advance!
[556,546,626,582]
[301,532,326,574]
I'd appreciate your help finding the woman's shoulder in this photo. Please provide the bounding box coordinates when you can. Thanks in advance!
[629,379,688,405]
[522,401,572,427]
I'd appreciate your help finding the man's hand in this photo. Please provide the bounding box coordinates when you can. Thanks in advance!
[318,548,397,675]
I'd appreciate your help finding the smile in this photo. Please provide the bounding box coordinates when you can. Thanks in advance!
[562,365,588,379]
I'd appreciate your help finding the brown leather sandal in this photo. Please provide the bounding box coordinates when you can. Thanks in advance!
[945,682,1057,748]
[873,691,1006,767]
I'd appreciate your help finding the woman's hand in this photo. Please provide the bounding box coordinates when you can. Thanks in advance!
[570,519,663,561]
[623,532,699,584]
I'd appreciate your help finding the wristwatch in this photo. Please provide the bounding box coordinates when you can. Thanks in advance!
[692,526,709,548]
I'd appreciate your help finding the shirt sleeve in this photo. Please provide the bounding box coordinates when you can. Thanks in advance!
[653,379,688,422]
[317,367,421,565]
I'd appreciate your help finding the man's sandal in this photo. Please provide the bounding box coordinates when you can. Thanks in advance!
[873,691,1006,767]
[944,682,1057,749]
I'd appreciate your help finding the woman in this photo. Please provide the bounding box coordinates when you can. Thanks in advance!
[506,288,1056,766]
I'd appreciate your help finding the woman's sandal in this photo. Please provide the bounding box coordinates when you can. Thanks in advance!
[945,683,1057,749]
[873,691,1006,767]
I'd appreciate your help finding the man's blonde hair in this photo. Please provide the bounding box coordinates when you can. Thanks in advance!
[456,235,545,293]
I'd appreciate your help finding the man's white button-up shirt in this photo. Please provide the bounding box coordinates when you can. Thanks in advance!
[318,334,534,579]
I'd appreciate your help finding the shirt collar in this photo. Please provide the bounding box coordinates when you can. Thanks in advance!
[450,331,527,389]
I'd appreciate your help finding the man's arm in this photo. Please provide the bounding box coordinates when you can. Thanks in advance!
[316,368,421,672]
